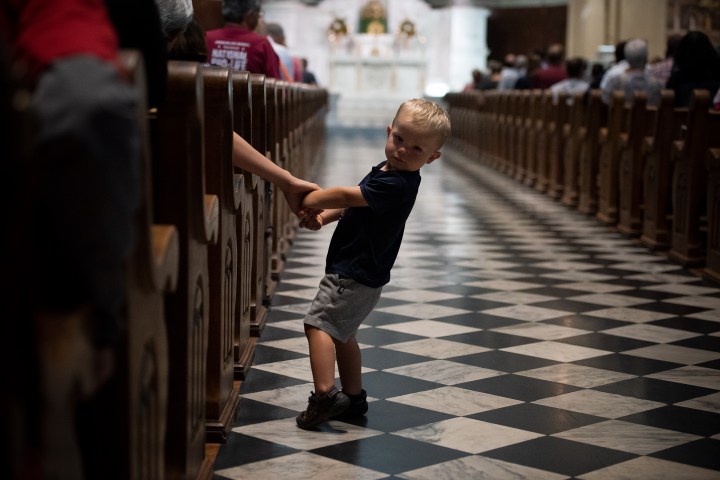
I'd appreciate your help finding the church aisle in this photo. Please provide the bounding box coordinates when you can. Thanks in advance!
[213,127,720,479]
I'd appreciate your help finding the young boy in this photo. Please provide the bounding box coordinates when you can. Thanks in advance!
[295,98,451,429]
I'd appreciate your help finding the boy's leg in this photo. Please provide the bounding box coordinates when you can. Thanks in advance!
[305,324,338,394]
[334,335,362,395]
[298,324,350,428]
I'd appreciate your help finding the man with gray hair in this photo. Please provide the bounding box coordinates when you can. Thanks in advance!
[155,0,193,40]
[601,38,662,106]
[205,0,281,78]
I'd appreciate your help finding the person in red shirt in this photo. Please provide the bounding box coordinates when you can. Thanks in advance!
[1,0,140,354]
[531,43,568,89]
[205,0,281,79]
[2,1,142,478]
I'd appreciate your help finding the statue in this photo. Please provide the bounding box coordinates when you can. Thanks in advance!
[359,0,387,35]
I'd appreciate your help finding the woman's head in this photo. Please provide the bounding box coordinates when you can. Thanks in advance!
[672,30,720,82]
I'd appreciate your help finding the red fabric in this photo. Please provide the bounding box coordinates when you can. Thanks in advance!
[3,0,118,81]
[531,64,568,90]
[205,25,281,79]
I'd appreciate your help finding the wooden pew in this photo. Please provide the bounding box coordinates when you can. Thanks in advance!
[547,92,570,200]
[596,91,627,225]
[201,65,241,443]
[117,50,179,480]
[617,92,656,236]
[1,43,39,480]
[705,147,720,284]
[577,90,607,215]
[265,78,285,296]
[668,89,720,267]
[495,93,511,172]
[522,90,542,187]
[513,91,530,182]
[561,92,587,207]
[152,60,218,480]
[476,92,494,166]
[248,73,272,336]
[281,82,299,247]
[534,91,553,193]
[640,91,687,250]
[505,91,520,178]
[229,70,257,372]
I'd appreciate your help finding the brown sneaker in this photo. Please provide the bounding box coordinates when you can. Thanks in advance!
[296,386,350,429]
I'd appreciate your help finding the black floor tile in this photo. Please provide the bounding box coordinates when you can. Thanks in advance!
[470,403,604,435]
[595,377,718,404]
[213,433,298,470]
[651,438,720,470]
[482,436,637,477]
[359,371,444,399]
[557,332,655,352]
[361,346,431,370]
[444,329,537,349]
[311,434,466,476]
[452,350,559,372]
[543,314,632,331]
[573,353,683,375]
[619,405,720,437]
[458,374,582,401]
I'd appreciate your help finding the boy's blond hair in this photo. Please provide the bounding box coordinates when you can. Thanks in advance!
[395,98,452,146]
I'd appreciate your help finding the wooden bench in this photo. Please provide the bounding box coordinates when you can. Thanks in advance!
[640,91,687,250]
[152,60,218,480]
[668,90,720,267]
[248,73,272,337]
[704,147,720,284]
[117,49,179,480]
[522,90,542,187]
[201,65,242,443]
[229,70,258,368]
[561,92,587,207]
[577,90,607,215]
[596,91,627,225]
[617,92,656,236]
[534,91,553,193]
[513,91,530,182]
[547,92,570,200]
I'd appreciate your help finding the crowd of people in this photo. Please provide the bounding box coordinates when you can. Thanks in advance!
[464,31,720,109]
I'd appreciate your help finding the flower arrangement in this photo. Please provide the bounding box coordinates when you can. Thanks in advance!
[328,17,349,41]
[398,19,416,38]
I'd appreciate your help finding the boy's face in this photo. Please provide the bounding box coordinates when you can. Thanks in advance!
[384,110,442,172]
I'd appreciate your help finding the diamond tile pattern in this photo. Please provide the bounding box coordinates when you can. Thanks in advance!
[213,128,720,479]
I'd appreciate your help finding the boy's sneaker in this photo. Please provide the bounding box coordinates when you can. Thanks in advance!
[296,386,350,429]
[332,389,368,419]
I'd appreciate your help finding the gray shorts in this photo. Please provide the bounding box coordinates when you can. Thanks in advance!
[304,274,382,342]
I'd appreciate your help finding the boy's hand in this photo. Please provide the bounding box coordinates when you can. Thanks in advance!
[299,214,323,231]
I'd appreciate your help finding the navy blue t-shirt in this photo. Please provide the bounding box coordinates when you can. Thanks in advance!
[326,161,421,287]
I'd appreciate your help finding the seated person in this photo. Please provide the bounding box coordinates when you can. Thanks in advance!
[602,38,662,106]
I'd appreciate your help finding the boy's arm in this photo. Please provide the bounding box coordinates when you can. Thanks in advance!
[303,186,368,210]
[299,186,368,229]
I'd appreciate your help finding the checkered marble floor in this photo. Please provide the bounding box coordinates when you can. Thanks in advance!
[213,127,720,479]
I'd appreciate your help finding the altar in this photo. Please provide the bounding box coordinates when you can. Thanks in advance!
[325,2,429,127]
[260,0,490,128]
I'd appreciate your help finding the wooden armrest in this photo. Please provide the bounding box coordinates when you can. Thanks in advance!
[642,136,654,155]
[672,140,685,161]
[151,224,179,293]
[204,194,220,245]
[619,133,630,149]
[707,148,720,171]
